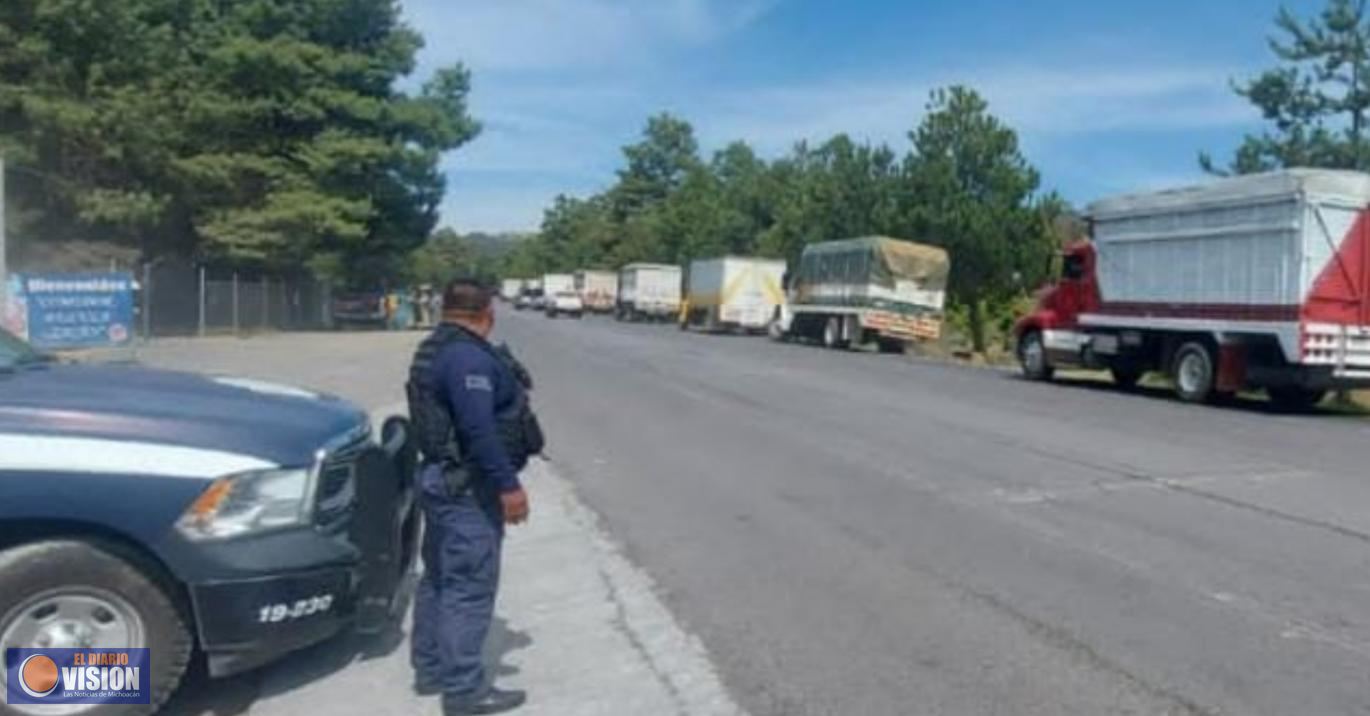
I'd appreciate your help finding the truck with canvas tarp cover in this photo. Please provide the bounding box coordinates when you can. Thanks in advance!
[1014,169,1370,409]
[772,236,951,350]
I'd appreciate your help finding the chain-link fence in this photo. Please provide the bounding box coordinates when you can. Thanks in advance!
[142,259,333,337]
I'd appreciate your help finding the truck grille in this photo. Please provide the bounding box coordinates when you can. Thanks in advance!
[314,431,368,531]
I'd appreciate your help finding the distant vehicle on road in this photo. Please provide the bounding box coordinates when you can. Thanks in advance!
[542,273,575,305]
[772,237,950,351]
[546,291,585,319]
[575,270,618,314]
[500,278,525,302]
[617,263,682,322]
[515,287,543,311]
[331,292,387,328]
[1015,169,1370,409]
[0,326,419,711]
[680,256,787,333]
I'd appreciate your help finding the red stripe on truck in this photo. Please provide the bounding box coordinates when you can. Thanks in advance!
[1096,302,1299,322]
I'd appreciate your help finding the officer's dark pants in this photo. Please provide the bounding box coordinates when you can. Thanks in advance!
[411,479,503,697]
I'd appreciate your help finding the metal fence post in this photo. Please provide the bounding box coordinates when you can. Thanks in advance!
[232,272,240,335]
[141,262,152,341]
[261,277,269,329]
[197,265,206,337]
[0,156,7,318]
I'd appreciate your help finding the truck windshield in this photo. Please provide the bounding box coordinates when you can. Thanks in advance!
[0,328,46,369]
[1062,255,1086,280]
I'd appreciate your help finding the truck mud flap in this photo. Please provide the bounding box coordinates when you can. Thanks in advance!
[349,417,420,633]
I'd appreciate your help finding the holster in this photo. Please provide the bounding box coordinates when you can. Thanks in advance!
[441,464,473,497]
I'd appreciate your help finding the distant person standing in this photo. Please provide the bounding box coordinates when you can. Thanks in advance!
[406,279,544,715]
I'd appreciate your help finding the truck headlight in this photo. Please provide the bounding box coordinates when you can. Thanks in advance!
[176,467,314,540]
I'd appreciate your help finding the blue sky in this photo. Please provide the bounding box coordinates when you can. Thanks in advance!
[400,0,1328,234]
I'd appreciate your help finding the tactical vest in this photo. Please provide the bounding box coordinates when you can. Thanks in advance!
[406,325,545,493]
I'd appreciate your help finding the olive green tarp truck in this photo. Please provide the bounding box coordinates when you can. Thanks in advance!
[773,236,951,349]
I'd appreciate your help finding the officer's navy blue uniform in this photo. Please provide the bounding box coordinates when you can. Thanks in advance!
[411,328,526,697]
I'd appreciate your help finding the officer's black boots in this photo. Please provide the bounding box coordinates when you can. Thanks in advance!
[443,687,527,715]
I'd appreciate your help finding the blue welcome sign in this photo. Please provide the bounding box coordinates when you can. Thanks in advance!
[20,273,135,349]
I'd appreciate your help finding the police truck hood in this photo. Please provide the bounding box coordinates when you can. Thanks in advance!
[0,362,365,469]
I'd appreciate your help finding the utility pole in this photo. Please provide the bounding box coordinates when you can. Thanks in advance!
[0,156,8,315]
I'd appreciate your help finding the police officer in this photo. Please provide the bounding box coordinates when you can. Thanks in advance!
[408,279,543,715]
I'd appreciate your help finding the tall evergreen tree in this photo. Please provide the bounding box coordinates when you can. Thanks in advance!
[1203,0,1370,173]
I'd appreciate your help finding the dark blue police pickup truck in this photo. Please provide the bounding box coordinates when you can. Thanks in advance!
[0,327,419,713]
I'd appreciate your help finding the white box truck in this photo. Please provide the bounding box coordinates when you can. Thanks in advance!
[773,236,950,350]
[617,263,682,322]
[541,273,582,318]
[575,270,618,313]
[500,279,524,302]
[681,256,787,332]
[1014,169,1370,409]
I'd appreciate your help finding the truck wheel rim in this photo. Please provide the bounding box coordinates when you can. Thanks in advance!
[0,588,146,715]
[1178,352,1208,394]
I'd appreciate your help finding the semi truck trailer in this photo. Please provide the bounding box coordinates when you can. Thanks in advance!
[772,236,950,350]
[680,256,787,332]
[1014,169,1370,409]
[617,263,682,322]
[575,270,619,313]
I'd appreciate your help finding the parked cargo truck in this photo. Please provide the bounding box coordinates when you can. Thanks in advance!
[500,278,524,302]
[772,236,950,350]
[617,263,682,322]
[1015,169,1370,409]
[575,270,619,313]
[680,256,787,332]
[541,273,582,318]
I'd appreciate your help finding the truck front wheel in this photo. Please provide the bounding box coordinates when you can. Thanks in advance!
[0,540,193,715]
[822,317,849,350]
[767,311,788,342]
[1018,331,1054,381]
[1172,341,1220,403]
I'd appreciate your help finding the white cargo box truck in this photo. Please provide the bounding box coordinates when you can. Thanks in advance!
[1015,169,1370,409]
[542,273,574,297]
[681,256,788,332]
[617,263,682,322]
[575,270,618,313]
[500,279,524,302]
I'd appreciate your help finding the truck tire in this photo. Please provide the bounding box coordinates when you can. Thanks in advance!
[0,540,192,716]
[767,313,788,342]
[1268,387,1327,413]
[1172,341,1219,403]
[1017,330,1054,381]
[822,317,848,350]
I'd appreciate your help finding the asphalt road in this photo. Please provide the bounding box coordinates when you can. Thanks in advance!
[499,307,1370,716]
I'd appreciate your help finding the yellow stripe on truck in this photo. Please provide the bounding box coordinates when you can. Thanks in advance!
[717,266,784,307]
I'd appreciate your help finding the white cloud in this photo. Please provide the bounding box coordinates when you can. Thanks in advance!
[441,63,1261,231]
[401,1,1261,232]
[402,0,778,73]
[695,66,1258,157]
